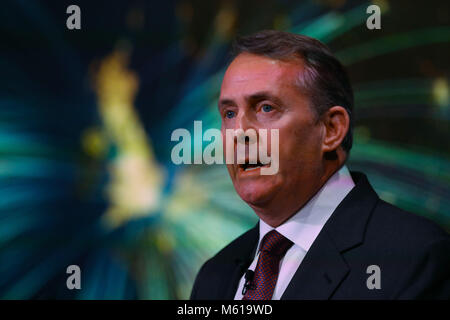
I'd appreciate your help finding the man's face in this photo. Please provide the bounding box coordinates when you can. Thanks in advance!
[219,53,325,215]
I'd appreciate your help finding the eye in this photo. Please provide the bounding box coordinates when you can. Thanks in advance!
[225,110,236,119]
[261,104,273,112]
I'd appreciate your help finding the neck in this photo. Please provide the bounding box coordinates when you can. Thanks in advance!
[251,153,345,228]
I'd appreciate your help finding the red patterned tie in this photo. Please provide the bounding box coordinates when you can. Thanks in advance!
[243,230,293,300]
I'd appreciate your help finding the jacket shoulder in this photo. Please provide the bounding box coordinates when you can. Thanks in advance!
[336,198,450,299]
[370,201,450,298]
[369,199,449,247]
[190,225,258,299]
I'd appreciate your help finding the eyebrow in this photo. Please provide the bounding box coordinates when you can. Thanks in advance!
[218,91,283,109]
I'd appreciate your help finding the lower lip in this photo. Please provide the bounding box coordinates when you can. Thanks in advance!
[237,165,270,176]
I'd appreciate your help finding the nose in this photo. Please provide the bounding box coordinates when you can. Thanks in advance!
[234,110,258,144]
[234,109,252,131]
[232,111,260,167]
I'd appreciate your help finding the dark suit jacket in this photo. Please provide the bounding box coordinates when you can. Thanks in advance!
[190,172,450,299]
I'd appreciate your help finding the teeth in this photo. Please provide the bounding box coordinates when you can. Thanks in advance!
[244,165,261,171]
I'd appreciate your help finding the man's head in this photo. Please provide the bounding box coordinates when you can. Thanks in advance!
[218,30,354,226]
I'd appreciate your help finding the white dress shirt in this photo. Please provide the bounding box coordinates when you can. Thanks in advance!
[234,165,355,300]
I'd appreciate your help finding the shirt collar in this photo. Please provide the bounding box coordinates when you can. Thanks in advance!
[258,165,355,253]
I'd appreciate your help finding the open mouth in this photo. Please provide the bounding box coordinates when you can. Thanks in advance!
[239,161,270,172]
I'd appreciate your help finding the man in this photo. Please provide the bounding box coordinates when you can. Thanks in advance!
[190,30,450,299]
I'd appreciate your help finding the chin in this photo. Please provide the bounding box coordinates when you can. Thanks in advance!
[235,181,277,207]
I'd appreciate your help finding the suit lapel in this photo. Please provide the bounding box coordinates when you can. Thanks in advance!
[281,232,349,299]
[282,171,379,299]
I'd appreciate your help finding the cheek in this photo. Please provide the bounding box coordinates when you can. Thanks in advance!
[293,120,322,148]
[221,128,233,161]
[221,117,236,130]
[278,124,322,167]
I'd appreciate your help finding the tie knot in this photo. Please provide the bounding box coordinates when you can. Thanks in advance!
[260,230,293,256]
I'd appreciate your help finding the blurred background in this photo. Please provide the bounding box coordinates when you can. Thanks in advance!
[0,0,449,299]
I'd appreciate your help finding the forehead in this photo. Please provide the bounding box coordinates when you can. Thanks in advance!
[220,53,303,97]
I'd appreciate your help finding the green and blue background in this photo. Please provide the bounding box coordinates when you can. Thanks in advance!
[0,0,449,299]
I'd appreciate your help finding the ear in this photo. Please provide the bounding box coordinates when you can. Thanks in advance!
[321,106,350,153]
